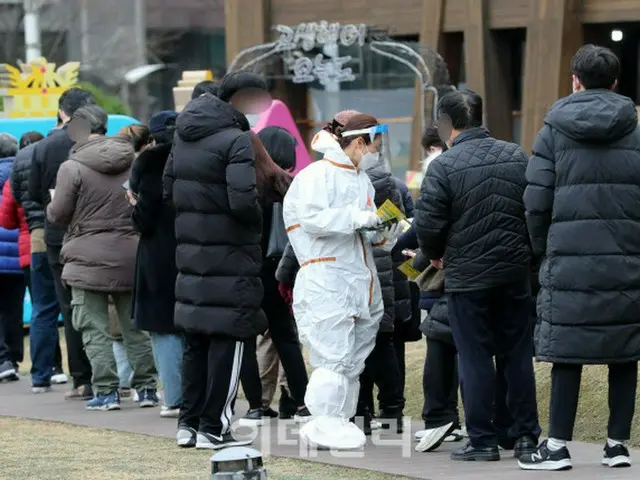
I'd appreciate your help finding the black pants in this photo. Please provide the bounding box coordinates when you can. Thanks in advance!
[549,362,638,441]
[241,274,308,409]
[240,336,263,410]
[422,338,459,428]
[47,245,91,387]
[359,332,404,416]
[448,277,540,447]
[423,338,515,435]
[0,274,26,365]
[180,333,244,435]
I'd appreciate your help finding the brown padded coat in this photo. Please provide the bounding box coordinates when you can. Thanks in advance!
[47,135,138,292]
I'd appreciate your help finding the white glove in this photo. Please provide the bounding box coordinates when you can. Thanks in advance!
[353,210,381,230]
[382,222,402,242]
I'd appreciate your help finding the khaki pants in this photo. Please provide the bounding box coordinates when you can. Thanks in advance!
[71,288,156,395]
[256,330,289,408]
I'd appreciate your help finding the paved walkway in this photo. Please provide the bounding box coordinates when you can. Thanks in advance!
[0,379,637,479]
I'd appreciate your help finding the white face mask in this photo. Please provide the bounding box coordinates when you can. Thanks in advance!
[359,147,380,171]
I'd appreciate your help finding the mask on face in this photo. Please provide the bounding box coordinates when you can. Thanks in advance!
[359,145,380,171]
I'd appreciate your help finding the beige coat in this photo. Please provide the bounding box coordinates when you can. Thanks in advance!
[47,135,138,292]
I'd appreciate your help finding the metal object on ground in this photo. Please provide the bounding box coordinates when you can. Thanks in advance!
[210,447,267,479]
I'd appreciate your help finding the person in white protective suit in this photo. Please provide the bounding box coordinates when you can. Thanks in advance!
[283,113,402,450]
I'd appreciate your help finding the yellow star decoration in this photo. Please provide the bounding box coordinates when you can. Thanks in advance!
[1,57,81,118]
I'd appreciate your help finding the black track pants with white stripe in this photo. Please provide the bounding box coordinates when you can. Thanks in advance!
[179,333,244,435]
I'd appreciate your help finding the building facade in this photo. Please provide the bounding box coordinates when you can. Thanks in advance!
[225,0,640,172]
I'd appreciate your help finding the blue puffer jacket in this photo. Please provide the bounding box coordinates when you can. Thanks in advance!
[0,157,20,274]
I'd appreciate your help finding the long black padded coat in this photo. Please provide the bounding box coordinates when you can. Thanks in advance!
[524,89,640,364]
[415,127,531,292]
[131,142,178,334]
[164,93,267,339]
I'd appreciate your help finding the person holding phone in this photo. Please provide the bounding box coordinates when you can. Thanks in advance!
[47,105,157,412]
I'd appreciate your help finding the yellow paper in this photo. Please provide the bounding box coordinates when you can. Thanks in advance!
[398,257,421,281]
[376,199,406,224]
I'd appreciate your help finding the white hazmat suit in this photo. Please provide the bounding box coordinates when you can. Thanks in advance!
[283,130,395,450]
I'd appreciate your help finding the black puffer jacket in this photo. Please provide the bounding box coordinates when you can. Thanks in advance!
[275,242,299,287]
[165,93,267,339]
[28,128,75,246]
[413,250,452,345]
[10,143,43,231]
[367,168,400,333]
[415,127,531,292]
[525,90,640,364]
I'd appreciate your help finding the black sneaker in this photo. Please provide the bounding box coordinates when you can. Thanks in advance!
[195,431,253,450]
[176,426,197,448]
[514,435,538,458]
[278,386,297,419]
[0,360,18,381]
[263,407,279,418]
[602,443,631,468]
[238,408,269,427]
[451,441,500,461]
[294,406,312,423]
[518,440,572,471]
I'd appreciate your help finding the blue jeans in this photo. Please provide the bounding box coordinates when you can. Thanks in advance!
[113,340,133,388]
[151,333,184,408]
[29,252,61,386]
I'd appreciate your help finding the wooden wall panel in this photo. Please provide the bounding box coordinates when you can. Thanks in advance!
[464,0,513,141]
[270,0,423,36]
[225,0,268,65]
[520,0,584,153]
[269,0,544,34]
[582,0,640,23]
[409,0,446,172]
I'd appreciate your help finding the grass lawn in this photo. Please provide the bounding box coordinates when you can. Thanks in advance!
[0,417,411,480]
[21,329,640,447]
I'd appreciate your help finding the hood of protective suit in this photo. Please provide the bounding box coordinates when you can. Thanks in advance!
[310,130,360,170]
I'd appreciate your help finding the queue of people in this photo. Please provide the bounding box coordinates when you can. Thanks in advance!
[0,42,638,473]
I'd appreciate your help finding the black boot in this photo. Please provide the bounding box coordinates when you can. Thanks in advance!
[352,404,373,436]
[278,386,297,420]
[379,408,404,434]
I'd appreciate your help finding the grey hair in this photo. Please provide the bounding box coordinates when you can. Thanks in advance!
[72,105,108,135]
[0,133,18,158]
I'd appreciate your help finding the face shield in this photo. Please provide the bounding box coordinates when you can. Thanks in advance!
[340,124,391,172]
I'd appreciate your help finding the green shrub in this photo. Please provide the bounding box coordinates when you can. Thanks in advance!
[76,82,130,115]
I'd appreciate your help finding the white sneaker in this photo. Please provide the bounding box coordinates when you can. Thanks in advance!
[415,422,455,452]
[51,372,68,385]
[161,406,180,418]
[32,385,52,394]
[371,420,383,430]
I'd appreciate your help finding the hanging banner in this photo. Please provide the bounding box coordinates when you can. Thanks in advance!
[273,21,367,86]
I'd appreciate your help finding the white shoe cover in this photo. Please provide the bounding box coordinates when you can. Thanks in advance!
[305,367,350,417]
[300,416,366,450]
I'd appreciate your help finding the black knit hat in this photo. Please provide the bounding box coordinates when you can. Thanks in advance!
[218,72,268,103]
[149,110,178,135]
